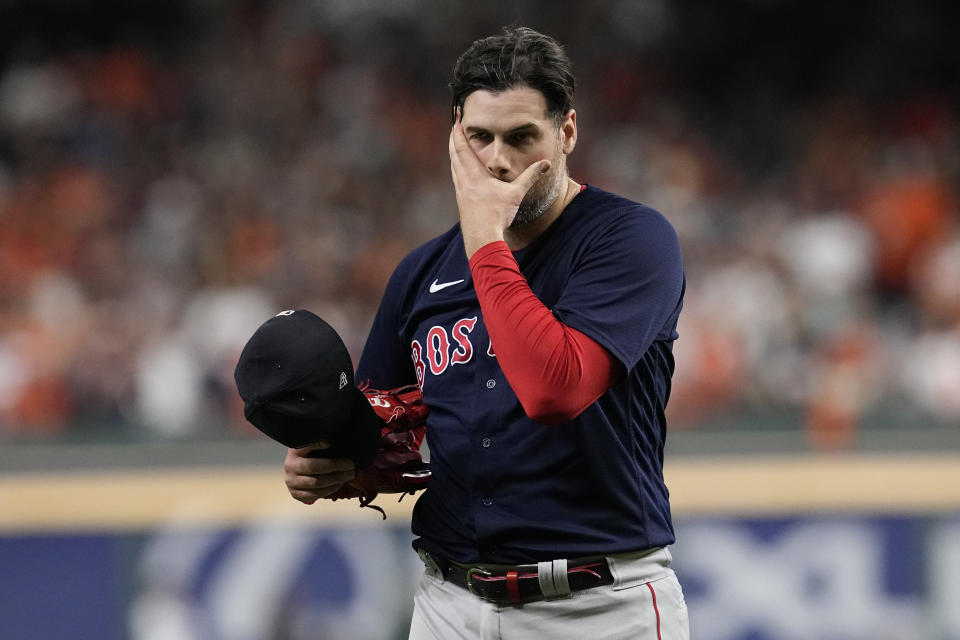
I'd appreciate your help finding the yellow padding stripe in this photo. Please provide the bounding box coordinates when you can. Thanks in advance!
[0,467,414,532]
[0,454,958,532]
[665,454,960,515]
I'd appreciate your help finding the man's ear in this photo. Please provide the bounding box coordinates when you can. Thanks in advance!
[561,109,577,155]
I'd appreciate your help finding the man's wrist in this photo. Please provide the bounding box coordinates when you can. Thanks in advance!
[463,229,506,259]
[468,239,512,270]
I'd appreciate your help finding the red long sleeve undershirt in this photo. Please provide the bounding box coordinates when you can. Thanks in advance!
[468,241,624,425]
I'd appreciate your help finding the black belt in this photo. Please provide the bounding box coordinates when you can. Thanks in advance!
[440,557,615,605]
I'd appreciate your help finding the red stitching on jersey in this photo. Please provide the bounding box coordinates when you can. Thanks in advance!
[647,582,662,640]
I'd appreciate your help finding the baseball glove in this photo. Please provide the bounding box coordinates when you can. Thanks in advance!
[325,382,430,517]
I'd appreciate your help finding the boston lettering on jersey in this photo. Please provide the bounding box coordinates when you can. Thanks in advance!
[357,186,685,564]
[412,316,482,382]
[412,316,496,385]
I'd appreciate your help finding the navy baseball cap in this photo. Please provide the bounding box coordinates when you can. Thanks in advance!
[234,309,380,463]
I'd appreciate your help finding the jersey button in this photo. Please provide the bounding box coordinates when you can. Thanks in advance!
[485,379,496,389]
[481,497,493,507]
[481,437,492,448]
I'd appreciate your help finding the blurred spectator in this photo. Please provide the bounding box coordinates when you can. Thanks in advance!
[900,235,960,421]
[0,0,957,445]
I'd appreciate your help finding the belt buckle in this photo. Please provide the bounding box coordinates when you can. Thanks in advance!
[465,566,493,598]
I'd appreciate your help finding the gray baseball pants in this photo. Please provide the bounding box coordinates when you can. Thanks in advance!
[407,547,689,640]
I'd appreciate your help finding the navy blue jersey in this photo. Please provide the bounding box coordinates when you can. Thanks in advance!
[356,185,685,564]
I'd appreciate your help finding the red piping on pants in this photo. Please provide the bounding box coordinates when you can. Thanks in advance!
[647,582,662,640]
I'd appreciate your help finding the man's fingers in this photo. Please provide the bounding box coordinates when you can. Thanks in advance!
[448,122,464,163]
[296,441,330,455]
[448,127,465,185]
[449,122,485,178]
[447,123,458,160]
[448,126,466,179]
[286,469,355,491]
[284,448,355,476]
[286,465,356,504]
[289,484,346,504]
[290,491,319,505]
[290,457,355,475]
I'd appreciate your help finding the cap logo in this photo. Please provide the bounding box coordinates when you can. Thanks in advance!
[339,372,348,389]
[276,309,295,317]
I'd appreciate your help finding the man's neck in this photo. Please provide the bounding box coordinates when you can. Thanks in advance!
[503,178,581,251]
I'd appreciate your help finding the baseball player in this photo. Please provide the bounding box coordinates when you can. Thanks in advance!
[283,27,689,639]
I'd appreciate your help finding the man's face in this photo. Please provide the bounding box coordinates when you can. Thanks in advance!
[460,87,574,226]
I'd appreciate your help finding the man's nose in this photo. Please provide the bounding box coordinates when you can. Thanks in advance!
[485,140,511,180]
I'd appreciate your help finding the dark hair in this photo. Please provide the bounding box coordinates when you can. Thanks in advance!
[450,26,575,125]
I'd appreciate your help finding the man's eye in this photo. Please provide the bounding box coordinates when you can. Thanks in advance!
[510,133,531,144]
[470,132,490,142]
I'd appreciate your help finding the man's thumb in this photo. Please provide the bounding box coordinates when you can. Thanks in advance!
[516,159,551,192]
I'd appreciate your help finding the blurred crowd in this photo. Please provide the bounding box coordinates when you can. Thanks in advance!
[0,0,957,445]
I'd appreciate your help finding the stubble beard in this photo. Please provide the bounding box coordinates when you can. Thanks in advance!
[510,150,566,228]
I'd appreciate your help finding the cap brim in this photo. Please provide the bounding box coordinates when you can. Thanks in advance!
[320,387,381,467]
[244,386,381,464]
[243,403,329,449]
